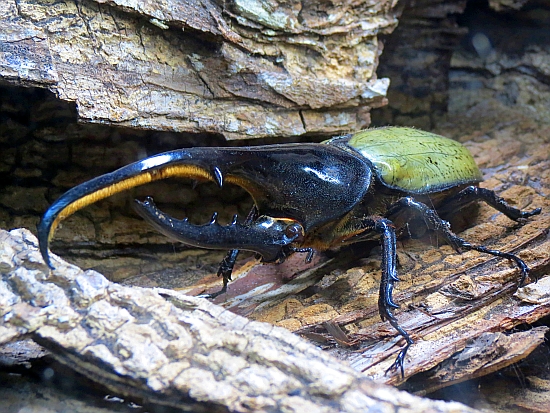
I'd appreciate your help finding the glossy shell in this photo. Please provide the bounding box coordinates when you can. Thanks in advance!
[343,127,482,193]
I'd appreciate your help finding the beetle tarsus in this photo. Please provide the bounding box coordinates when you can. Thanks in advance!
[206,206,260,298]
[198,278,229,299]
[289,247,315,263]
[380,286,413,379]
[451,241,530,287]
[198,255,232,299]
[217,249,239,282]
[386,337,413,379]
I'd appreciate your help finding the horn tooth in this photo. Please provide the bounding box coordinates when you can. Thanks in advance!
[210,212,218,224]
[231,214,238,225]
[212,166,223,188]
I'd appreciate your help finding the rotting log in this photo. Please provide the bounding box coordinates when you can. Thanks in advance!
[0,228,481,413]
[0,0,398,139]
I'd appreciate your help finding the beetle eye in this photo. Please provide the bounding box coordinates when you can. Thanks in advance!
[285,223,304,242]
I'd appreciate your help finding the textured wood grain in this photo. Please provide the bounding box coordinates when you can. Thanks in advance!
[0,228,481,413]
[0,0,397,139]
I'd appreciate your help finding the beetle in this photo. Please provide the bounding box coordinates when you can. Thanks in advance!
[38,127,541,377]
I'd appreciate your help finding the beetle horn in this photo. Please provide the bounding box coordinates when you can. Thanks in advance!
[133,197,303,262]
[38,148,226,268]
[38,143,371,268]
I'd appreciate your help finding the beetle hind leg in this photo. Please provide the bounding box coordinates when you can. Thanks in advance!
[387,196,532,286]
[437,185,541,221]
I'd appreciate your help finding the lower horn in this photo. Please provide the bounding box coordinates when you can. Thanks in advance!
[133,197,303,262]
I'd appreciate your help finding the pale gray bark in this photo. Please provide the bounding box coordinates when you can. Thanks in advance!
[0,227,481,413]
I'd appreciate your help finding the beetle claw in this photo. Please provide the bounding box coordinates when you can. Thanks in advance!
[385,346,408,379]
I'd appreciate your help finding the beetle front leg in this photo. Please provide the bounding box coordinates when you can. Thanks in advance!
[199,249,239,299]
[203,206,260,299]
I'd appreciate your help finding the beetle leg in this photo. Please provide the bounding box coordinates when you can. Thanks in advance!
[437,185,541,221]
[203,206,259,299]
[342,216,413,378]
[200,249,239,299]
[291,247,315,262]
[372,217,414,378]
[387,197,532,285]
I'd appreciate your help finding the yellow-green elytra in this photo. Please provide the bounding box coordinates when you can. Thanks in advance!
[344,127,483,193]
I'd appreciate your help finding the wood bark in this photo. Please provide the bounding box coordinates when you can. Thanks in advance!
[0,0,397,139]
[0,228,481,413]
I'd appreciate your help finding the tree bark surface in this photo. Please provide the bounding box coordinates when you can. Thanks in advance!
[0,0,397,139]
[0,228,480,413]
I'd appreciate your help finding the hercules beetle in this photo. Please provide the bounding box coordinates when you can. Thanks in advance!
[38,127,541,377]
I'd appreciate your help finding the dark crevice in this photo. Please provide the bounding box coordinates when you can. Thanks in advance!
[372,0,550,128]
